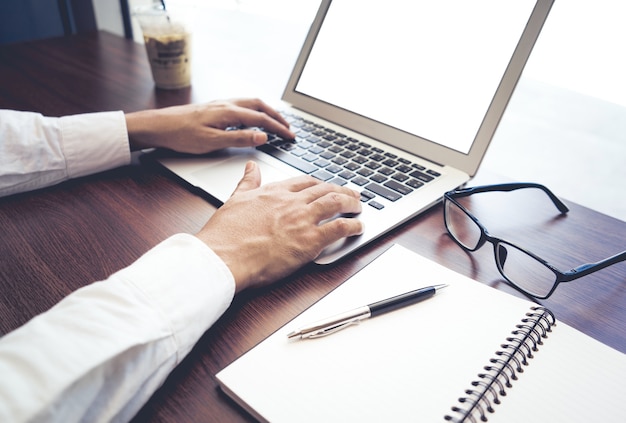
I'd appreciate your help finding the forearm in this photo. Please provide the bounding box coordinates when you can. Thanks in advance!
[0,234,235,422]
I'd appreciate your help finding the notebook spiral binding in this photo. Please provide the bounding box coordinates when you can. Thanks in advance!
[444,306,556,423]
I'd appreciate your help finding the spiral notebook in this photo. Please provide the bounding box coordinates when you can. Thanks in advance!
[216,245,626,422]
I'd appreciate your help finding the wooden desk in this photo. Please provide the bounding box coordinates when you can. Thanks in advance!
[1,31,624,422]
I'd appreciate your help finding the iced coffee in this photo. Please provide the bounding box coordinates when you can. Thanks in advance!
[137,13,191,89]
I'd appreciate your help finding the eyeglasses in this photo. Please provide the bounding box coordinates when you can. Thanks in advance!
[443,183,626,299]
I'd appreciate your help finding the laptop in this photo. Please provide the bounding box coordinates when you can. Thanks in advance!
[157,0,554,264]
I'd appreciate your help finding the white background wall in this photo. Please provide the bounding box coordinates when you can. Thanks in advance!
[92,0,125,36]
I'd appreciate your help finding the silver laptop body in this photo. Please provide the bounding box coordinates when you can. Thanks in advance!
[157,0,554,264]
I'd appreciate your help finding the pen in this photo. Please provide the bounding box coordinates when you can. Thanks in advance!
[287,284,448,340]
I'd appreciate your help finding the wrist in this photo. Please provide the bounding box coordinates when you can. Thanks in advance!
[125,110,161,151]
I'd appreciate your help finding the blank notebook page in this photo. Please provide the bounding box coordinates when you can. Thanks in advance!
[216,244,626,422]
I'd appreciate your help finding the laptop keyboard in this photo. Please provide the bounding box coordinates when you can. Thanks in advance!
[257,112,441,210]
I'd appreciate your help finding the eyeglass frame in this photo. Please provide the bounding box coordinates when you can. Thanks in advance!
[443,182,626,299]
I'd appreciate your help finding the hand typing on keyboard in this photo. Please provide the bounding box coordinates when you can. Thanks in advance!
[126,98,295,154]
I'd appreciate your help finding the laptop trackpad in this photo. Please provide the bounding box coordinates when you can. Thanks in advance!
[191,153,296,203]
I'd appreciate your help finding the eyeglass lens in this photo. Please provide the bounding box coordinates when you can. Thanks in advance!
[495,242,558,298]
[444,199,482,250]
[445,199,558,298]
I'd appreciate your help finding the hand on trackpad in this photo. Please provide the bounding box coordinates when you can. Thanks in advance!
[191,154,297,203]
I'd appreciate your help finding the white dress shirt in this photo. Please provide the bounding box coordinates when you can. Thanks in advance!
[0,110,129,197]
[0,110,236,422]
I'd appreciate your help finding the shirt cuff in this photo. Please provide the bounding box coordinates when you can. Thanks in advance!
[118,233,236,361]
[59,111,131,179]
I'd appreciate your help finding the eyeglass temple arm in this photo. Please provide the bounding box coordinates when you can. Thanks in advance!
[562,250,626,281]
[450,183,569,213]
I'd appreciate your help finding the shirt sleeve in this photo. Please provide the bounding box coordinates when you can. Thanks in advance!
[0,109,131,197]
[0,233,236,423]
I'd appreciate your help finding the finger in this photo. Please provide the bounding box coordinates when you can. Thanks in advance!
[319,216,365,243]
[277,175,323,193]
[231,161,262,196]
[257,175,322,195]
[298,180,361,204]
[232,98,291,129]
[231,108,295,140]
[309,191,363,222]
[215,129,268,148]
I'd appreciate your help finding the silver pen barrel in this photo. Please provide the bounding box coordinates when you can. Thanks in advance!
[287,306,371,339]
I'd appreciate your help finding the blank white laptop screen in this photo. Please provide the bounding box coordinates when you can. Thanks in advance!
[295,0,536,154]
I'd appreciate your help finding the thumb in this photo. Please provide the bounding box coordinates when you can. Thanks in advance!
[232,161,261,195]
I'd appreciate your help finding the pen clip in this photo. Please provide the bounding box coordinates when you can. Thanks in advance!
[289,306,371,340]
[306,317,362,339]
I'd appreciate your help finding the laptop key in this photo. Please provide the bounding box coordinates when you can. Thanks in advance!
[369,201,385,210]
[329,177,347,186]
[396,164,412,174]
[344,162,360,171]
[290,148,307,157]
[370,173,388,184]
[338,170,356,180]
[295,140,312,149]
[256,144,317,174]
[408,169,434,182]
[357,168,374,177]
[384,180,414,196]
[365,183,402,202]
[391,173,409,182]
[312,169,334,181]
[326,164,343,173]
[352,155,368,164]
[352,176,369,186]
[361,190,375,201]
[406,179,424,189]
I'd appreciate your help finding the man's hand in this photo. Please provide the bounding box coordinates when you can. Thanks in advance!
[196,161,364,292]
[125,98,295,154]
